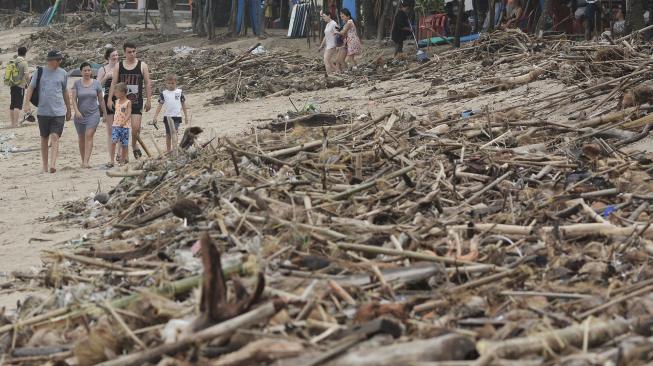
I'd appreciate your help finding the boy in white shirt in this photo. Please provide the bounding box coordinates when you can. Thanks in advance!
[152,74,189,152]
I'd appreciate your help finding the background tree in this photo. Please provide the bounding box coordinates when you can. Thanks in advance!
[535,0,551,36]
[625,0,645,33]
[157,0,179,34]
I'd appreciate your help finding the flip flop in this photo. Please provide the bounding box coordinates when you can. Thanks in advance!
[133,148,142,159]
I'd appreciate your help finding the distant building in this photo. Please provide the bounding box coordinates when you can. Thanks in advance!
[121,0,190,11]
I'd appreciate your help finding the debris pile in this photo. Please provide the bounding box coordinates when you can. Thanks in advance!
[148,45,403,102]
[3,29,653,366]
[22,19,180,67]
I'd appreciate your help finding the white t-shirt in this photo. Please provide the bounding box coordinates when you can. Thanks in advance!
[324,20,338,50]
[158,88,185,117]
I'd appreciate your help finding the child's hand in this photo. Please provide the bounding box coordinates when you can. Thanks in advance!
[75,111,83,119]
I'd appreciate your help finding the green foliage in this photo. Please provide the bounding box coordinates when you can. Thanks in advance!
[414,0,444,14]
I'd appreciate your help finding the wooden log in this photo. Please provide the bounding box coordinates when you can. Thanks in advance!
[476,317,632,358]
[258,113,340,131]
[106,170,145,178]
[323,334,476,366]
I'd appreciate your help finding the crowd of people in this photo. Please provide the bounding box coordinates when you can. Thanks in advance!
[5,43,189,173]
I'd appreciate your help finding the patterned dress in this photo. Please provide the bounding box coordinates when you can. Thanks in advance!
[344,19,363,56]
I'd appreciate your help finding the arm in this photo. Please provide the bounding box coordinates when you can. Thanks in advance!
[98,87,107,117]
[63,87,72,121]
[142,62,152,112]
[182,101,189,124]
[126,101,132,124]
[107,65,119,110]
[71,85,82,119]
[153,103,163,121]
[97,66,106,84]
[23,85,34,113]
[339,21,352,36]
[62,74,71,121]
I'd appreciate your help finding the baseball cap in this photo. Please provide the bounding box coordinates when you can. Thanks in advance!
[46,49,63,60]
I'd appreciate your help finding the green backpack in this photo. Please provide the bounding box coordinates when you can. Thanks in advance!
[4,60,20,87]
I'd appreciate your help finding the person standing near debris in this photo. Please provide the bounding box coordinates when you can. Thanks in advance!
[97,47,120,166]
[72,62,106,168]
[152,74,188,152]
[109,82,132,167]
[5,46,29,127]
[23,50,71,174]
[318,11,339,74]
[338,8,363,70]
[107,42,152,160]
[391,1,412,57]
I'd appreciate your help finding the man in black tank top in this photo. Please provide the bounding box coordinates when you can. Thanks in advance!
[107,42,152,159]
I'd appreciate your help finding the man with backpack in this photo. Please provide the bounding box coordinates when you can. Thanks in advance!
[5,46,29,127]
[23,50,71,174]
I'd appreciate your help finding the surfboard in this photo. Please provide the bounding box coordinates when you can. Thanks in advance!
[287,4,298,37]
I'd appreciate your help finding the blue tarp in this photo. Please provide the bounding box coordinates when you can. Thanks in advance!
[342,0,357,20]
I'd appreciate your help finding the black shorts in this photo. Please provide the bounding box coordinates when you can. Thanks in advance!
[131,102,142,115]
[163,117,182,136]
[38,115,65,138]
[10,86,24,110]
[104,94,115,116]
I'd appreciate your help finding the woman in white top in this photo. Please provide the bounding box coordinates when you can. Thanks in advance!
[318,11,340,74]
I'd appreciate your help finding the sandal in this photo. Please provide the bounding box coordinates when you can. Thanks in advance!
[133,148,142,160]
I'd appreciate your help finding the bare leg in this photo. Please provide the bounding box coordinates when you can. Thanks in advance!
[109,142,117,165]
[131,115,142,151]
[40,137,49,173]
[84,128,96,167]
[323,48,336,74]
[9,109,18,127]
[105,115,114,163]
[120,145,128,163]
[49,133,60,173]
[78,132,86,165]
[166,135,172,152]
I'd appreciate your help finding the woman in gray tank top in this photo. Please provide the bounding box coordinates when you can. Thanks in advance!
[71,62,107,168]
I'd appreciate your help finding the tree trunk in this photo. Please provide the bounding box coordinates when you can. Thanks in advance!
[488,0,495,31]
[625,0,645,33]
[228,0,238,34]
[205,0,215,39]
[157,0,179,34]
[454,0,465,47]
[377,0,392,43]
[535,0,551,35]
[192,0,206,35]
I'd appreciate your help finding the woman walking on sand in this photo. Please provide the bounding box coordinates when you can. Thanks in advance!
[97,47,119,166]
[337,8,362,70]
[72,62,106,168]
[318,11,340,74]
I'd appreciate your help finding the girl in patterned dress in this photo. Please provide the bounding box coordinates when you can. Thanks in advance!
[337,8,363,70]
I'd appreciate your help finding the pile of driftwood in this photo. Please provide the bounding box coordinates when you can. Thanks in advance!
[4,29,653,366]
[148,45,401,103]
[22,19,179,67]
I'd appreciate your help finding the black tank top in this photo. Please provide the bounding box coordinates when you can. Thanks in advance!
[118,60,144,107]
[102,65,113,95]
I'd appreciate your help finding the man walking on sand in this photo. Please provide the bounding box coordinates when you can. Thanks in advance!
[23,50,71,174]
[6,46,29,127]
[107,42,152,161]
